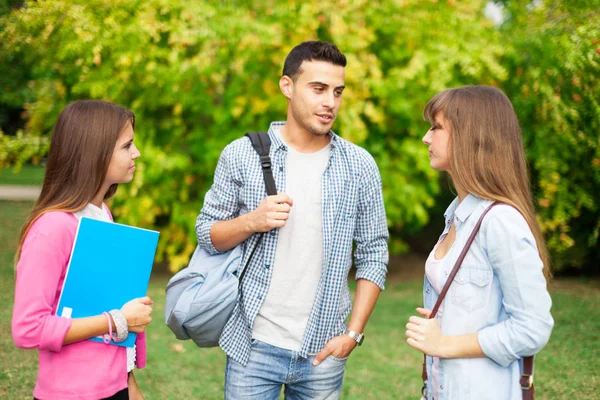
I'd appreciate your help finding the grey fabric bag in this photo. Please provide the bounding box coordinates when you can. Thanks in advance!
[164,245,243,347]
[164,132,276,347]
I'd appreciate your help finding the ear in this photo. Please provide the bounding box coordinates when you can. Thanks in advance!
[279,76,293,99]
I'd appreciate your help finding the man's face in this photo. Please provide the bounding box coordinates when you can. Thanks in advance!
[282,60,345,136]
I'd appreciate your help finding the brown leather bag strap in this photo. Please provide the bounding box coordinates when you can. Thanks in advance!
[521,355,535,399]
[420,201,535,400]
[429,202,499,319]
[421,202,499,390]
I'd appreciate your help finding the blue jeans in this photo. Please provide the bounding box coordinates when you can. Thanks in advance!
[225,339,346,399]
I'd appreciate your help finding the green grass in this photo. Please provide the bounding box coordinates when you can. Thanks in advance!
[1,201,598,399]
[0,165,45,186]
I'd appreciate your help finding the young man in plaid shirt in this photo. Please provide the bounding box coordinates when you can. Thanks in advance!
[197,41,389,399]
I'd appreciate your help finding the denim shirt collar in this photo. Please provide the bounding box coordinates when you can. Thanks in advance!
[267,121,339,153]
[443,194,484,228]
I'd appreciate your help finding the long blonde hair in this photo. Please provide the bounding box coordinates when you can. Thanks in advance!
[424,85,550,279]
[16,100,135,262]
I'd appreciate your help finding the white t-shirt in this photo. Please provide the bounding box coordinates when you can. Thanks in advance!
[73,203,136,372]
[425,241,449,400]
[252,130,331,351]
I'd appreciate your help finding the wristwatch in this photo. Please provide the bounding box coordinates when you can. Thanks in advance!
[344,328,364,346]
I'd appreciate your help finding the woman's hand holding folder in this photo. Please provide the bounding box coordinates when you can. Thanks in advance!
[122,296,153,333]
[61,296,153,345]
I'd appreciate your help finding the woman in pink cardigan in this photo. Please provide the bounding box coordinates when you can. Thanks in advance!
[12,100,153,400]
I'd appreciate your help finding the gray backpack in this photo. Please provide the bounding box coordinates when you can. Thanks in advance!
[164,132,277,347]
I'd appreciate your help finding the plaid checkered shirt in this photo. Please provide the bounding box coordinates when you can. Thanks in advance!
[196,121,389,365]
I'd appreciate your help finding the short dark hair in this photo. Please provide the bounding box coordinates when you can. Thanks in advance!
[282,41,347,81]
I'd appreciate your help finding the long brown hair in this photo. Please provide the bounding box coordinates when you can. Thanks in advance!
[424,85,551,279]
[16,100,135,261]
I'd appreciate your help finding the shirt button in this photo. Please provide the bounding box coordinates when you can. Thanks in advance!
[270,230,276,236]
[425,288,430,293]
[440,385,443,390]
[265,264,270,269]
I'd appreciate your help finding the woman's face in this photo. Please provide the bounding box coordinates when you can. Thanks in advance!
[422,112,451,172]
[104,122,140,186]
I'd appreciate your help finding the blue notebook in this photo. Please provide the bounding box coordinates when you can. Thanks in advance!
[56,217,160,347]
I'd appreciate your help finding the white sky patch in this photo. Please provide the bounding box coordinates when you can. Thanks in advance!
[484,1,505,25]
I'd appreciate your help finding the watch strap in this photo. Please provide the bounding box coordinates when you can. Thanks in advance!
[344,328,364,346]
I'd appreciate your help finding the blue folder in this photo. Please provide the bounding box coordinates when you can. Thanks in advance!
[56,217,160,347]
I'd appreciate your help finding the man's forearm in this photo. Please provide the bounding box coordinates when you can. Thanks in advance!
[347,279,381,334]
[312,278,382,365]
[210,215,254,252]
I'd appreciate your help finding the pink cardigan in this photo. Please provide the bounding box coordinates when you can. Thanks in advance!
[12,209,147,400]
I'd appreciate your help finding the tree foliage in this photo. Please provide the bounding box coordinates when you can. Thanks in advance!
[0,130,49,170]
[497,0,600,271]
[0,0,597,272]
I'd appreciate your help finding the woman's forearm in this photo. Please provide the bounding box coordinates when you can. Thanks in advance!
[63,315,115,345]
[440,333,485,359]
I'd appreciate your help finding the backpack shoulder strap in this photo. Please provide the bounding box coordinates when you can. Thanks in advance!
[245,132,277,196]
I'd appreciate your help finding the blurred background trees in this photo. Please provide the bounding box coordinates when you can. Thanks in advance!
[1,0,598,274]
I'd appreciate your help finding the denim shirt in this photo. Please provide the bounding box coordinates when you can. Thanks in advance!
[423,195,554,400]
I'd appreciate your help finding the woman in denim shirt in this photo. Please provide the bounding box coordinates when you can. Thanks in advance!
[405,86,554,400]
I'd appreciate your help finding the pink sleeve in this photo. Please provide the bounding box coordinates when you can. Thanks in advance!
[12,215,74,352]
[135,331,147,368]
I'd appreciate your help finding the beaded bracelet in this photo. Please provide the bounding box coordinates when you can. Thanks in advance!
[109,309,129,343]
[102,311,113,344]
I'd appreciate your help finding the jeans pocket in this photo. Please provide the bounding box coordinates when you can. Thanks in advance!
[451,266,492,311]
[327,354,348,362]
